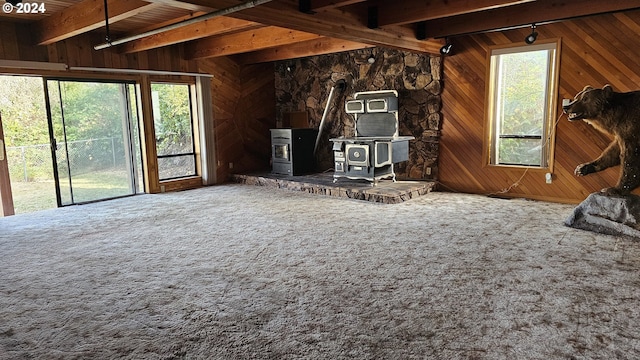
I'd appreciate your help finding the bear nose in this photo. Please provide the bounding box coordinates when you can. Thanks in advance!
[562,99,575,113]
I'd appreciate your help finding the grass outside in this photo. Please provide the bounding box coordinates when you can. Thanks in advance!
[9,170,136,215]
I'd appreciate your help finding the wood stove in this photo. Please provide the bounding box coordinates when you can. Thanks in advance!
[330,90,414,184]
[270,128,318,175]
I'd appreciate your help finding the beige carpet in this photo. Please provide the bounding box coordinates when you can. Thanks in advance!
[1,184,639,359]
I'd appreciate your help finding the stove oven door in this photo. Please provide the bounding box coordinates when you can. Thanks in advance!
[374,142,392,167]
[345,143,370,167]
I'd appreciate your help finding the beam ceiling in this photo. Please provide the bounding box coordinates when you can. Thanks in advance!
[35,0,158,45]
[12,0,640,64]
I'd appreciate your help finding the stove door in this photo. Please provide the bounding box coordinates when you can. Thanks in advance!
[374,142,392,167]
[345,143,370,166]
[272,143,290,162]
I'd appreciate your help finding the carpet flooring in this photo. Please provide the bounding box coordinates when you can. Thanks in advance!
[1,184,639,359]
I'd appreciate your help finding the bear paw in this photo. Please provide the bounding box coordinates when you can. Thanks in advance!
[575,163,596,176]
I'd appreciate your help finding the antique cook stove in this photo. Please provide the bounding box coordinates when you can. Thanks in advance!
[330,90,414,185]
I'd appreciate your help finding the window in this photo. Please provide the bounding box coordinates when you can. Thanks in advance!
[486,41,559,168]
[151,82,197,180]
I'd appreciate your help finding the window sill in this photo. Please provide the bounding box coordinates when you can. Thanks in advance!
[156,176,202,193]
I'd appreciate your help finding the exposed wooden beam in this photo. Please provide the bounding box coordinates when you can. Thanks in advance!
[377,0,535,26]
[184,26,323,59]
[234,36,373,64]
[421,0,640,38]
[136,0,212,11]
[119,17,263,53]
[310,0,366,11]
[147,0,444,54]
[35,0,158,45]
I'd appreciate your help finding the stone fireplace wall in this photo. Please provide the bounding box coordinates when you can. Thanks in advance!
[274,48,442,180]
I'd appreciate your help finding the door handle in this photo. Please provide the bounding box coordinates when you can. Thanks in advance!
[0,140,4,161]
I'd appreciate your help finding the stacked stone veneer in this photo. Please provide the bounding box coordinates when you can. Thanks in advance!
[275,48,442,181]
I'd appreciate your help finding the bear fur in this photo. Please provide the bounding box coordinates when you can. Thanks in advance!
[563,84,640,196]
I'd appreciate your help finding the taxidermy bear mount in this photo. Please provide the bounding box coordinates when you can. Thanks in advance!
[563,84,640,196]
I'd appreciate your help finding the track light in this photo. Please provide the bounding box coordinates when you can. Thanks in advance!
[440,42,453,56]
[525,24,538,45]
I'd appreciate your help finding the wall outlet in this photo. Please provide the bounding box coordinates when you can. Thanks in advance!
[160,185,166,192]
[425,167,432,176]
[229,162,234,169]
[545,172,553,184]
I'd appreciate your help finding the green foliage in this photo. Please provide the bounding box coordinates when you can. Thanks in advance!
[151,83,193,155]
[49,81,127,142]
[498,50,548,136]
[0,76,49,146]
[493,48,553,166]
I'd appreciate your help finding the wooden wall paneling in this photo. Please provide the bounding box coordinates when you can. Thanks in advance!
[0,23,20,60]
[440,9,640,203]
[199,57,275,183]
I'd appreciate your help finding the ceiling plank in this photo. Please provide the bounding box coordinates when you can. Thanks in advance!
[35,0,159,45]
[147,0,444,54]
[118,17,264,53]
[377,0,535,26]
[234,36,373,64]
[184,26,323,59]
[421,0,640,38]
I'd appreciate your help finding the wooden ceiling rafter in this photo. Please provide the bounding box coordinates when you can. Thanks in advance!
[375,0,536,26]
[420,0,640,38]
[35,0,159,45]
[308,0,367,11]
[184,25,325,59]
[147,0,444,53]
[234,36,373,64]
[118,16,264,53]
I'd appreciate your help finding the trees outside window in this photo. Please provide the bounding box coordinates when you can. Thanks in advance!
[486,41,560,168]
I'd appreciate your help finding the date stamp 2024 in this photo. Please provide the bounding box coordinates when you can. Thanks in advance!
[3,2,46,14]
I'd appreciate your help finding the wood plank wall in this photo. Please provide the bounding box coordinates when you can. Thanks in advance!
[0,22,197,73]
[440,10,640,204]
[199,57,275,182]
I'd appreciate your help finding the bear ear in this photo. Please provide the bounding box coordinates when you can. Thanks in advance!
[602,84,614,97]
[582,85,593,92]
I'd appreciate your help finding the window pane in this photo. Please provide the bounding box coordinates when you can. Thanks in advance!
[497,50,548,137]
[497,138,542,166]
[151,83,196,180]
[488,42,557,168]
[157,155,196,180]
[151,83,194,156]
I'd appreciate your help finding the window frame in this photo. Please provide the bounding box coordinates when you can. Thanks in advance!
[150,80,199,181]
[484,39,561,171]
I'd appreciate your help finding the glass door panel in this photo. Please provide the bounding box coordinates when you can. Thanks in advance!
[45,79,143,206]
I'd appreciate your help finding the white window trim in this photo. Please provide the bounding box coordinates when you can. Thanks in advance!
[484,39,561,170]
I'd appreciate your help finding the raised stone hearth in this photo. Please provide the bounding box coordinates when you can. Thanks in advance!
[230,172,436,204]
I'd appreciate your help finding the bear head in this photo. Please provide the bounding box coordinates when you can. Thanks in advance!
[563,85,614,122]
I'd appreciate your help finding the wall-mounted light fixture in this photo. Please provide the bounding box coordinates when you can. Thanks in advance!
[367,54,376,64]
[525,24,538,45]
[440,40,453,56]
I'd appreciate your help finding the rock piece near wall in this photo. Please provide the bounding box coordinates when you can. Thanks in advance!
[565,192,640,239]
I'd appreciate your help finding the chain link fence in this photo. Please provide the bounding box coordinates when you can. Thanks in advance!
[6,137,121,182]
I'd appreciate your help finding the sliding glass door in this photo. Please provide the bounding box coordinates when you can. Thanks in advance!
[44,79,143,206]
